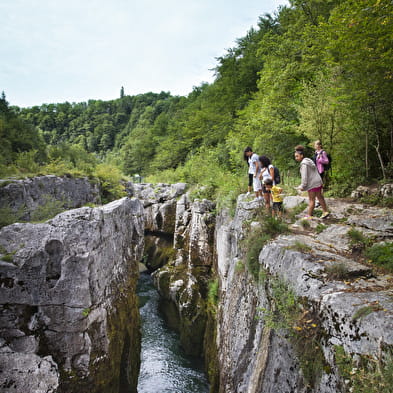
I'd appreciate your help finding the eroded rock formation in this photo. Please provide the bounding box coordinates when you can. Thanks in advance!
[128,183,215,358]
[0,197,144,393]
[216,195,393,393]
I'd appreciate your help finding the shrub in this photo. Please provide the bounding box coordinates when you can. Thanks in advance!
[347,228,373,250]
[263,216,289,236]
[30,195,67,222]
[15,150,40,173]
[94,163,127,203]
[0,205,26,228]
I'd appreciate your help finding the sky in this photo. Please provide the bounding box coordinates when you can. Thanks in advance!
[1,0,289,108]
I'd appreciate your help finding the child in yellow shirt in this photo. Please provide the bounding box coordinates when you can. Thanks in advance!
[264,179,283,217]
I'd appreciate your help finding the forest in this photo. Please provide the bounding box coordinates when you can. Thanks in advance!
[1,0,392,207]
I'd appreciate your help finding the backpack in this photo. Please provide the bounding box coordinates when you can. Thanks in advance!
[323,153,332,171]
[273,166,281,184]
[314,151,332,172]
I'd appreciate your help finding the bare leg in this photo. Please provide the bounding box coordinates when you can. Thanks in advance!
[263,192,271,212]
[307,191,316,216]
[315,190,328,213]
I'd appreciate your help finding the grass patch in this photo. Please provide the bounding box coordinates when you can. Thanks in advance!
[242,215,289,281]
[287,201,308,221]
[365,242,393,272]
[286,241,312,253]
[313,209,323,218]
[244,230,271,281]
[1,251,16,263]
[347,228,373,250]
[315,223,327,233]
[335,345,393,393]
[352,304,383,321]
[263,215,289,236]
[300,219,311,229]
[360,193,393,208]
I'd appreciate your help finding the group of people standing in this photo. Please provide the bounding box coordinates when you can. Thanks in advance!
[244,140,330,219]
[244,147,283,217]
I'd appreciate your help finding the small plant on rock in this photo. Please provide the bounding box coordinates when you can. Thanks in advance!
[324,263,350,281]
[315,223,327,234]
[286,241,312,253]
[347,228,373,251]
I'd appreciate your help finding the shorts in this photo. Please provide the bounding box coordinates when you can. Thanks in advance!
[248,173,253,187]
[253,176,262,192]
[272,202,283,212]
[308,186,323,193]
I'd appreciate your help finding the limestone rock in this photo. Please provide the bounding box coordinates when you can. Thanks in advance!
[0,175,101,221]
[0,197,144,393]
[216,196,393,393]
[0,348,59,393]
[152,193,216,356]
[128,183,187,234]
[380,183,393,198]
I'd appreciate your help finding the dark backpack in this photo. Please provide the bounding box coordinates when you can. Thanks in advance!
[273,166,281,184]
[323,153,332,171]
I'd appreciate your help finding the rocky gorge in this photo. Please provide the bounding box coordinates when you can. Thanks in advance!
[1,176,393,392]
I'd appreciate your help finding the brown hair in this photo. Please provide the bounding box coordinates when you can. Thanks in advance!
[294,145,305,155]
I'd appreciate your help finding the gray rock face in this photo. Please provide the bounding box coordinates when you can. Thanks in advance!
[127,183,187,234]
[0,175,101,221]
[0,197,144,393]
[153,193,216,356]
[216,195,393,393]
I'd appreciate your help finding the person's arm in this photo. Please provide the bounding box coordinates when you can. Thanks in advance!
[298,164,308,191]
[254,159,260,177]
[259,167,266,179]
[269,165,275,185]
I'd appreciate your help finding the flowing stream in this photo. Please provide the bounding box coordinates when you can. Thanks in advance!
[137,272,210,393]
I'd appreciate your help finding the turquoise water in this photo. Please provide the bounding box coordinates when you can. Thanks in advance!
[137,273,209,393]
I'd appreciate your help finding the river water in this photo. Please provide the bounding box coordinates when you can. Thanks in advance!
[137,272,210,393]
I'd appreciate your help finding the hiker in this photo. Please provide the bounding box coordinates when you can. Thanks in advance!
[258,155,275,211]
[313,140,330,181]
[244,148,253,196]
[264,178,283,218]
[294,145,330,219]
[244,147,263,201]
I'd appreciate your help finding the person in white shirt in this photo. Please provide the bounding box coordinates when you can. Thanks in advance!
[244,147,263,201]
